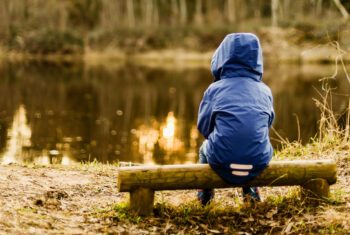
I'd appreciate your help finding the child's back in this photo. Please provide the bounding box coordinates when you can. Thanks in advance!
[197,33,274,185]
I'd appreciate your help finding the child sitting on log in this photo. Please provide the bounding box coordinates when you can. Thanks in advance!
[197,33,275,205]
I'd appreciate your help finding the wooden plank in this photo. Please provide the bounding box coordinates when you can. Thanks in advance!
[118,160,337,192]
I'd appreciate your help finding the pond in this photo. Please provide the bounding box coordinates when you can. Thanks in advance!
[0,61,349,165]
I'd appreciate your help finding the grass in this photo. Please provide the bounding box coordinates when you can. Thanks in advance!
[91,202,142,224]
[92,186,348,234]
[13,157,119,173]
[273,43,350,164]
[77,158,118,172]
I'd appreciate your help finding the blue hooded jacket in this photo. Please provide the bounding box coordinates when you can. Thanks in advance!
[197,33,275,184]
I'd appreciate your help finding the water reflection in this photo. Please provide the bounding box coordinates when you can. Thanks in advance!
[2,105,31,164]
[1,104,77,165]
[0,62,349,165]
[135,112,197,164]
[160,112,183,152]
[137,122,159,165]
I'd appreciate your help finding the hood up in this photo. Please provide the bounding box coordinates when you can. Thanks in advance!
[211,33,263,82]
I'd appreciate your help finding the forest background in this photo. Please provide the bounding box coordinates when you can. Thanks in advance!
[0,0,350,61]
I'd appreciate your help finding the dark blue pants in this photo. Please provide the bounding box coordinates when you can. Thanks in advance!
[197,140,260,205]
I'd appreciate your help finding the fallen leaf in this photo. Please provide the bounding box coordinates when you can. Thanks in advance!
[208,229,221,234]
[284,223,293,233]
[266,208,277,219]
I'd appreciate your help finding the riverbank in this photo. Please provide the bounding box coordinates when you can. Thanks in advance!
[0,139,349,234]
[1,27,350,66]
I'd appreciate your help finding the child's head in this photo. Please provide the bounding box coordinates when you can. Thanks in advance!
[211,33,263,82]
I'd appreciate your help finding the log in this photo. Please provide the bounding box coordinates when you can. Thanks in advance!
[130,187,154,216]
[302,178,330,198]
[118,160,337,192]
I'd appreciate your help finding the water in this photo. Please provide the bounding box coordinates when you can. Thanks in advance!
[0,61,349,165]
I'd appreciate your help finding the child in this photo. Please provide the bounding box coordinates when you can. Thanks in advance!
[197,33,275,205]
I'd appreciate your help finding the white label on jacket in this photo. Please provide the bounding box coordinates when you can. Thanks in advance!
[232,171,249,176]
[230,163,253,170]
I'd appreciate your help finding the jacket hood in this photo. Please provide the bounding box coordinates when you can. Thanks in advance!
[211,33,263,82]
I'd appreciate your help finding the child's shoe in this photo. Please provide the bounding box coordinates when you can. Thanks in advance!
[197,189,214,206]
[242,187,261,202]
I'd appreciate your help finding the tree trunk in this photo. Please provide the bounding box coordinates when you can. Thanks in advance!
[271,0,278,27]
[333,0,349,19]
[153,0,159,28]
[179,0,187,25]
[316,0,322,16]
[24,0,29,20]
[226,0,236,23]
[118,160,337,191]
[194,0,203,25]
[1,0,10,29]
[171,0,179,26]
[126,0,135,28]
[145,0,153,27]
[283,0,290,19]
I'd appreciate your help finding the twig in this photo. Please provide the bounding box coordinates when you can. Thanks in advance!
[271,126,289,145]
[293,113,301,143]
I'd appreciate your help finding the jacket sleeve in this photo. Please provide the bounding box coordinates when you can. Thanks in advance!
[197,89,214,139]
[268,93,275,128]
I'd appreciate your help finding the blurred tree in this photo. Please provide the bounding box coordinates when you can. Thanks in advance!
[0,0,10,31]
[154,0,160,27]
[195,0,203,25]
[126,0,135,28]
[179,0,187,25]
[271,0,278,27]
[333,0,349,19]
[226,0,236,23]
[171,0,179,26]
[145,0,154,27]
[315,0,323,16]
[68,0,102,29]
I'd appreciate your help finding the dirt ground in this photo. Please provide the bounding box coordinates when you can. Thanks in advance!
[0,164,123,234]
[0,160,349,234]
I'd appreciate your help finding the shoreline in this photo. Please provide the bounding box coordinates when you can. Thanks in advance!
[0,42,349,67]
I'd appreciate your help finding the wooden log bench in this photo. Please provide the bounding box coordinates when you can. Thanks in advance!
[118,160,337,216]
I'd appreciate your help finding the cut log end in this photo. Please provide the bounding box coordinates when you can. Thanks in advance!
[302,178,330,198]
[130,187,154,216]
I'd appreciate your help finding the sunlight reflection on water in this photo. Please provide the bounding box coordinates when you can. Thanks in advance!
[2,105,31,164]
[1,105,77,165]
